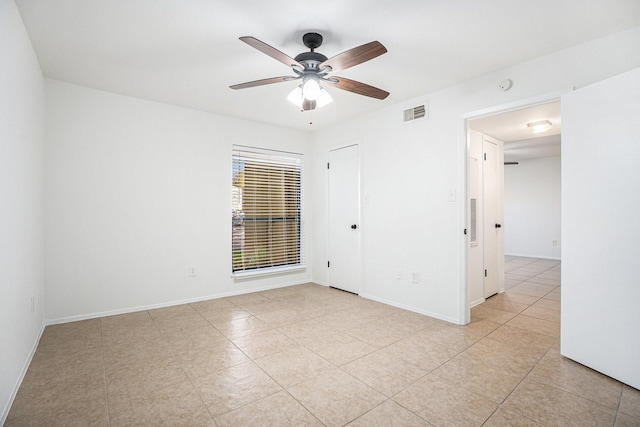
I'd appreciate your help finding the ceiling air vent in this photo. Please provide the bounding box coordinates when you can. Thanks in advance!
[403,103,428,123]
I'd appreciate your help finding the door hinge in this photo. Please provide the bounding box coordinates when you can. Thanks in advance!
[484,269,488,277]
[327,162,330,169]
[328,261,330,268]
[464,228,467,235]
[484,153,487,161]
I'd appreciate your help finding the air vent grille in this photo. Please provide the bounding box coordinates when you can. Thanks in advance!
[403,103,428,122]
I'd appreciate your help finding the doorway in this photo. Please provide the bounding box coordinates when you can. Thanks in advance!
[327,144,361,294]
[466,100,562,313]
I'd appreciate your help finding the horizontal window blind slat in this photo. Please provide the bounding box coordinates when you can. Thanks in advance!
[232,146,303,274]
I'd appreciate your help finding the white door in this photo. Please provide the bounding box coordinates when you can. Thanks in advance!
[483,136,503,297]
[328,144,360,294]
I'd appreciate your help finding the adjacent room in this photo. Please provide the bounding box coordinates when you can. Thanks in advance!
[2,0,639,425]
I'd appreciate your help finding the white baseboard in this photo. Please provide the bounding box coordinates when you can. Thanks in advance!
[470,297,485,308]
[505,253,561,260]
[46,279,312,325]
[359,293,461,325]
[1,321,46,426]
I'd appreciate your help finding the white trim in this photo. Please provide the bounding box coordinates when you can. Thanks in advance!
[1,322,46,426]
[470,297,485,308]
[505,252,561,260]
[232,265,306,280]
[460,89,571,327]
[45,278,311,325]
[360,293,460,325]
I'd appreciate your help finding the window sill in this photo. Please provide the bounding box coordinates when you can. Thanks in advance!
[232,265,306,280]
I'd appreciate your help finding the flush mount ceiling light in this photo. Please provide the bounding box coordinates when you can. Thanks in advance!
[230,32,389,111]
[527,120,553,134]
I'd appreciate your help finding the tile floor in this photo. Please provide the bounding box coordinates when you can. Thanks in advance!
[6,257,640,426]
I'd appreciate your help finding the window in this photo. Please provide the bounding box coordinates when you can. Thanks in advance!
[232,146,304,275]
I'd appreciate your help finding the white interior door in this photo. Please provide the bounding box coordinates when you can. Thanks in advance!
[483,136,504,297]
[328,144,360,294]
[561,67,640,389]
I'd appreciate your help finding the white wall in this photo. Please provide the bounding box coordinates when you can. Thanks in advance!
[0,0,46,423]
[44,80,313,321]
[562,67,640,389]
[312,26,640,324]
[504,156,561,259]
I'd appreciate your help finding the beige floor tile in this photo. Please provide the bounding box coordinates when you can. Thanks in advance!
[453,318,502,337]
[393,374,497,427]
[37,319,102,347]
[343,319,413,348]
[532,298,561,311]
[255,346,335,387]
[189,296,236,312]
[471,305,517,324]
[224,292,270,307]
[619,385,640,418]
[6,389,109,427]
[161,324,228,351]
[148,303,198,320]
[288,368,386,427]
[525,276,561,286]
[174,340,249,380]
[276,318,334,340]
[196,304,252,323]
[214,390,323,427]
[483,407,545,426]
[504,378,617,427]
[527,355,623,409]
[408,324,481,352]
[346,400,431,426]
[254,307,312,327]
[108,379,214,427]
[506,314,560,337]
[232,328,299,359]
[298,330,378,366]
[482,295,531,314]
[542,290,561,301]
[191,361,282,416]
[615,412,640,427]
[211,315,272,339]
[487,325,556,358]
[521,305,561,323]
[509,282,557,298]
[343,350,427,397]
[432,350,531,403]
[106,358,188,414]
[382,335,459,372]
[465,337,541,366]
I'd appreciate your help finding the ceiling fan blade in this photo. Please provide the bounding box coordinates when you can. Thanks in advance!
[240,36,303,69]
[320,41,387,73]
[328,76,390,100]
[230,76,293,90]
[302,99,317,111]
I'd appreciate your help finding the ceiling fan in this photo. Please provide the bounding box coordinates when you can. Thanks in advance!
[230,32,389,111]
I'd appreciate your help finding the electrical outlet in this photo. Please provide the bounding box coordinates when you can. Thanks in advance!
[189,267,197,277]
[411,272,419,284]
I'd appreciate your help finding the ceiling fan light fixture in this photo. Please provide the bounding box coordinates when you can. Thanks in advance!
[302,77,321,101]
[287,86,304,108]
[527,120,553,134]
[316,88,333,108]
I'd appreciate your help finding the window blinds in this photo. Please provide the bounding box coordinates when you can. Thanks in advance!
[232,146,303,273]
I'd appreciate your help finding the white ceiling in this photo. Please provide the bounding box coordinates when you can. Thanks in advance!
[15,0,640,132]
[469,101,562,162]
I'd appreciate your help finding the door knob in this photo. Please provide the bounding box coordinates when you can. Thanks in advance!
[495,223,502,228]
[351,224,358,230]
